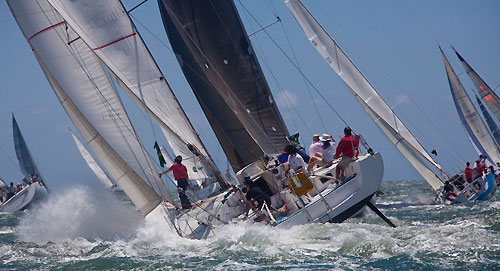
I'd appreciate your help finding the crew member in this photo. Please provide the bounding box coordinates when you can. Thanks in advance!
[243,177,278,216]
[443,181,457,202]
[307,134,335,171]
[464,162,473,183]
[308,134,323,157]
[335,127,359,180]
[475,160,485,178]
[284,145,307,174]
[159,155,192,209]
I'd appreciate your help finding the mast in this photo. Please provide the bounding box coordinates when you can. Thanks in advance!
[440,48,500,166]
[12,114,41,182]
[285,0,447,189]
[158,0,290,172]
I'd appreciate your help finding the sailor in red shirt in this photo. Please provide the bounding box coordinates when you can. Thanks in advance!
[335,127,359,180]
[159,155,192,209]
[464,162,473,183]
[475,160,485,178]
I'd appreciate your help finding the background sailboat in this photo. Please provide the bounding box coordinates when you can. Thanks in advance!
[0,115,48,212]
[439,48,498,202]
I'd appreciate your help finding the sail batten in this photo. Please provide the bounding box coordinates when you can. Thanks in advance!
[285,0,446,187]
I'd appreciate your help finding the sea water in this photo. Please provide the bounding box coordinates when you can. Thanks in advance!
[0,181,498,270]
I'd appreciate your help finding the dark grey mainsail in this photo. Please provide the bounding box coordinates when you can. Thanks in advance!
[12,115,41,181]
[158,0,289,172]
[475,94,500,147]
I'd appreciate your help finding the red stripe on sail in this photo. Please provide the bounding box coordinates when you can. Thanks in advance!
[29,21,65,41]
[93,33,137,50]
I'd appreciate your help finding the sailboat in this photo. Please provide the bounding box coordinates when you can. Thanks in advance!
[7,0,387,239]
[285,0,497,205]
[439,48,497,203]
[0,115,48,213]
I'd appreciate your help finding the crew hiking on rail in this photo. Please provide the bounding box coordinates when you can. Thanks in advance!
[159,155,192,209]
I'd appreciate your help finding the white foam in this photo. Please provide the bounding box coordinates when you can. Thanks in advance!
[17,185,142,244]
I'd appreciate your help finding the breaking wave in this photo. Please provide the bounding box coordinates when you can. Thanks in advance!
[17,185,142,244]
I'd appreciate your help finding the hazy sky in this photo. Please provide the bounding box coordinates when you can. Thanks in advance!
[1,0,499,191]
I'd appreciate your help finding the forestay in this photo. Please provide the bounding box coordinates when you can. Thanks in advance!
[71,131,115,189]
[285,0,446,189]
[441,49,500,166]
[46,0,214,171]
[12,115,41,181]
[7,0,164,216]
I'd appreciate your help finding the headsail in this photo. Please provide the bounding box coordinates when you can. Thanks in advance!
[285,0,446,188]
[46,0,219,179]
[475,94,500,147]
[158,0,290,171]
[12,115,41,181]
[453,48,500,123]
[440,48,500,166]
[71,131,115,189]
[7,0,165,216]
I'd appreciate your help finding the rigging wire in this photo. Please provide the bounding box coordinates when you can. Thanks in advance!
[307,1,466,167]
[0,145,19,179]
[236,0,351,131]
[263,0,328,135]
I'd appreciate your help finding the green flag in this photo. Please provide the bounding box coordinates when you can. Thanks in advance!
[153,141,166,168]
[288,133,304,151]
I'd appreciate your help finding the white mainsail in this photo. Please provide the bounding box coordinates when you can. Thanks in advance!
[440,49,500,165]
[7,0,167,215]
[285,0,446,189]
[71,131,115,189]
[46,0,214,171]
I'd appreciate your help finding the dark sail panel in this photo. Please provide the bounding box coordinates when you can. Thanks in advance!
[158,0,289,171]
[12,115,41,180]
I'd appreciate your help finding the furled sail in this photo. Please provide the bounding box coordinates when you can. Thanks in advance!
[12,115,41,181]
[475,95,500,147]
[158,0,289,171]
[7,0,165,216]
[46,0,217,178]
[71,131,115,189]
[285,0,446,188]
[453,48,500,123]
[440,48,500,166]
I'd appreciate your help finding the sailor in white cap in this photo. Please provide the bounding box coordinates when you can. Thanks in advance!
[307,133,335,172]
